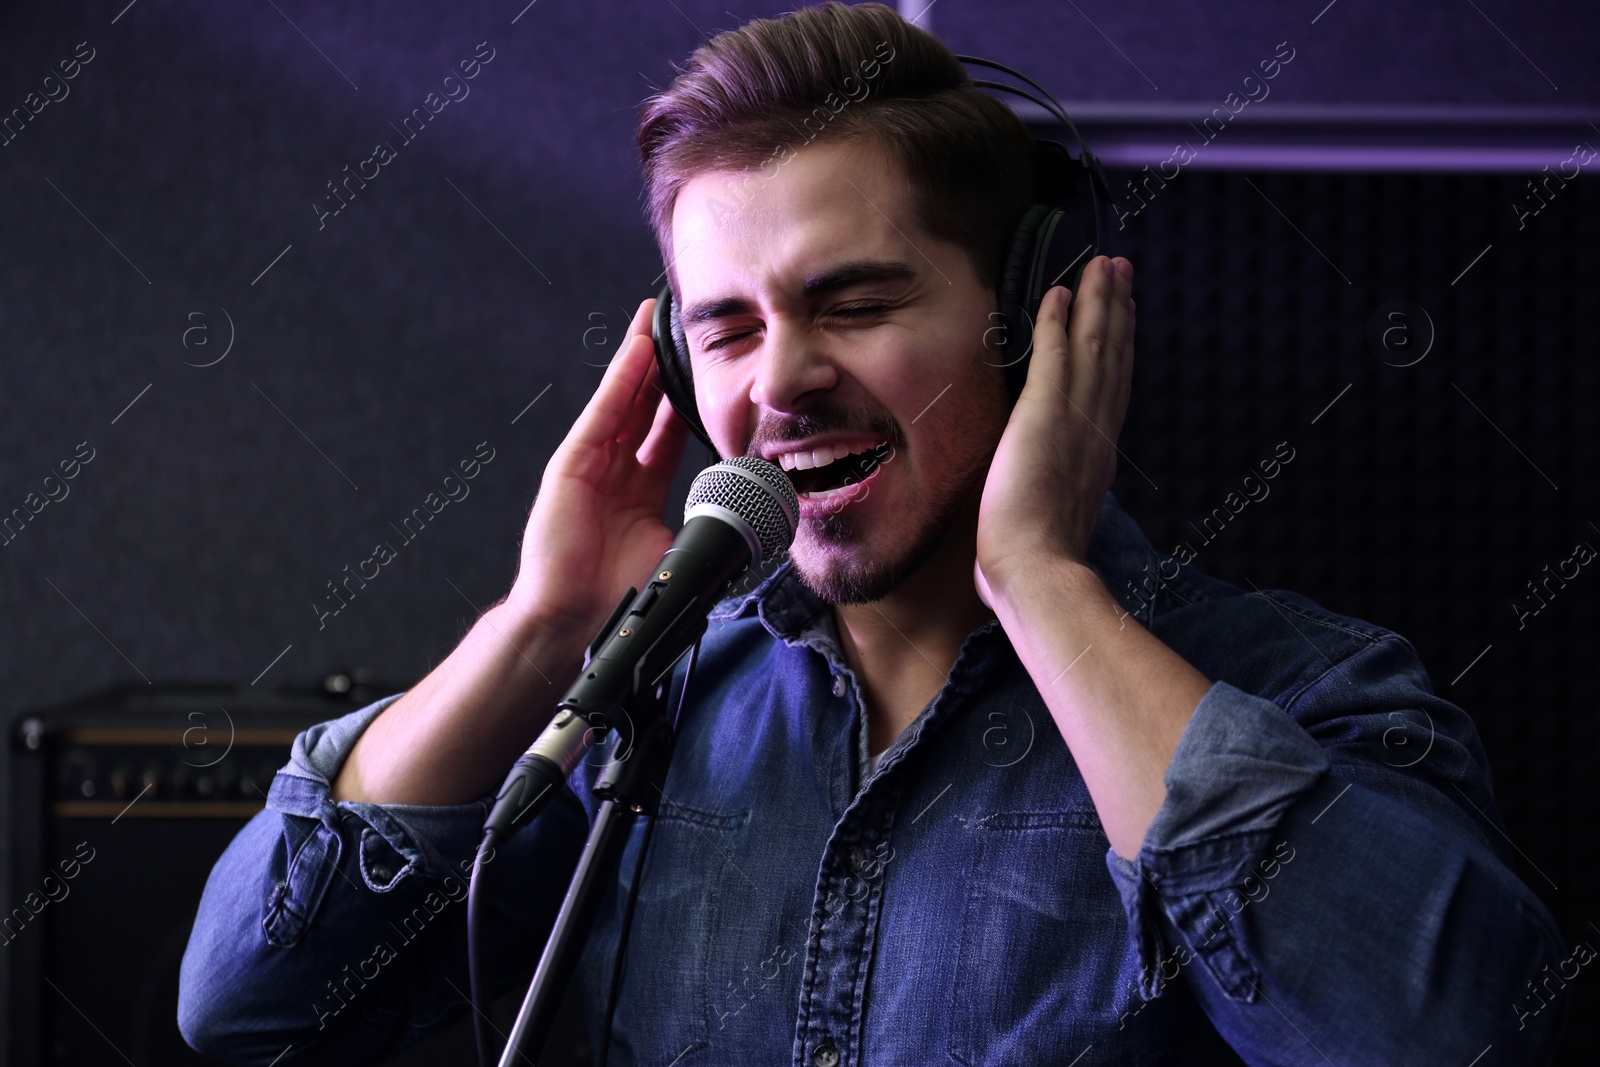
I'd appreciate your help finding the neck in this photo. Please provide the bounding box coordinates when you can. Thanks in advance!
[831,496,995,753]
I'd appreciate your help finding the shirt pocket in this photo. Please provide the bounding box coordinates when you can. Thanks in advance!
[596,801,749,1067]
[946,810,1135,1066]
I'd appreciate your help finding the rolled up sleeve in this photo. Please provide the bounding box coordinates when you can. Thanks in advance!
[1105,638,1569,1065]
[178,693,589,1065]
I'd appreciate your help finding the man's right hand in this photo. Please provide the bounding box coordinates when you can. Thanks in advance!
[331,298,691,806]
[506,297,691,639]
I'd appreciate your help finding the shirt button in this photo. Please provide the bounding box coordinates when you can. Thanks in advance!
[371,862,393,884]
[813,1043,840,1067]
[831,674,847,697]
[847,846,867,872]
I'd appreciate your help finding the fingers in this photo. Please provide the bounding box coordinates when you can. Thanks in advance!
[615,334,669,454]
[1018,283,1072,403]
[1052,256,1135,433]
[624,294,693,474]
[626,295,655,345]
[564,299,659,453]
[615,297,670,452]
[637,385,691,481]
[1112,288,1136,442]
[1101,259,1135,438]
[1068,256,1126,369]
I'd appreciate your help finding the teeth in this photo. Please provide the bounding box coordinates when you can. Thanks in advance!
[775,441,873,471]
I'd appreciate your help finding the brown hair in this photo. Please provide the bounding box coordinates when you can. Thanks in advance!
[637,1,1037,298]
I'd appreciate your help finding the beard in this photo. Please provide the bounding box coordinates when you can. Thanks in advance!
[788,394,1005,606]
[793,465,982,605]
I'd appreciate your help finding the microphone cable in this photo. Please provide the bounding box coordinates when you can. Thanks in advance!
[468,807,501,1066]
[466,636,703,1067]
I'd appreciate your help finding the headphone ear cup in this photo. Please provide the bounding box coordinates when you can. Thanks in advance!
[995,200,1101,400]
[995,204,1049,399]
[652,282,717,453]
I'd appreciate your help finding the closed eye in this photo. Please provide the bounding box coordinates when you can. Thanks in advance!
[702,330,754,352]
[829,304,888,319]
[701,304,892,352]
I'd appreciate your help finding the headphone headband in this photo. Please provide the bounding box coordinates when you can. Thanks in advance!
[957,53,1112,252]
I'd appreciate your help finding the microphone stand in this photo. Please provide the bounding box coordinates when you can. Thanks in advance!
[495,649,690,1066]
[472,456,796,1066]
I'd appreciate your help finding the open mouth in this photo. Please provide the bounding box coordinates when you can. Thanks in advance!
[784,442,893,498]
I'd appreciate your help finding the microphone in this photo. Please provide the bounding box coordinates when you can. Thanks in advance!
[482,456,798,843]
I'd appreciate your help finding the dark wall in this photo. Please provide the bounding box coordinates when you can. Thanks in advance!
[1107,166,1598,1063]
[2,1,1596,1063]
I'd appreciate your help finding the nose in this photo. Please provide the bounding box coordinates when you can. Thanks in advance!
[748,314,839,413]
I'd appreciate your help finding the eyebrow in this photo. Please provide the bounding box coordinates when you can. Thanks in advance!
[681,259,919,329]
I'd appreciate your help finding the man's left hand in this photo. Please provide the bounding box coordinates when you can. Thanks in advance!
[974,255,1136,608]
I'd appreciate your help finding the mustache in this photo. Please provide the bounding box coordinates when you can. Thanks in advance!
[746,406,904,457]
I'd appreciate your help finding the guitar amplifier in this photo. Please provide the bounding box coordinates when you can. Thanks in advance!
[4,675,527,1067]
[6,681,598,1062]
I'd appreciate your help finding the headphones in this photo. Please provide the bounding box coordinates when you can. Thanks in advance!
[651,56,1113,455]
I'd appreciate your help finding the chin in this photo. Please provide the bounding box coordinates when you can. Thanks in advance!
[789,507,948,606]
[793,550,902,605]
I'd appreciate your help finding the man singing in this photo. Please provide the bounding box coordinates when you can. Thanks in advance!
[180,4,1566,1064]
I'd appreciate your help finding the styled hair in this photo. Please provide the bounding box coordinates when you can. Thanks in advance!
[637,1,1038,298]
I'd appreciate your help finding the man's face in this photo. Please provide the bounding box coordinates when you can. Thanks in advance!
[671,137,1010,604]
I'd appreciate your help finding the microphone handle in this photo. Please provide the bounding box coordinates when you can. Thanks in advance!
[482,712,593,843]
[482,513,753,841]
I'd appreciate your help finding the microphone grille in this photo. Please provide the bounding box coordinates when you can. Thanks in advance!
[685,456,798,564]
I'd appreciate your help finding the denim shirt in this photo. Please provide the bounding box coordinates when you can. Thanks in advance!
[179,491,1568,1066]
